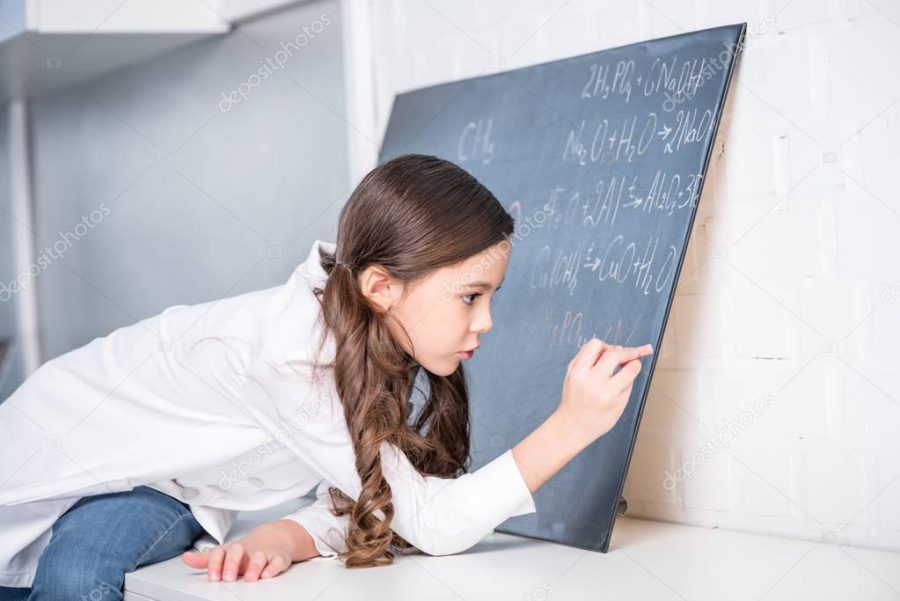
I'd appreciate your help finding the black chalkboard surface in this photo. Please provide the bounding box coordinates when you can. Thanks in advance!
[379,23,746,552]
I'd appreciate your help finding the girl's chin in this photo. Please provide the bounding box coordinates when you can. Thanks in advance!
[417,358,460,377]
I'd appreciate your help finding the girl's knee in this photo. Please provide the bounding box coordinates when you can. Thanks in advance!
[29,486,204,599]
[30,568,124,601]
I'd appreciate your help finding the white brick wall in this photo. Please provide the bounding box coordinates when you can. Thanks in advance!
[343,0,900,551]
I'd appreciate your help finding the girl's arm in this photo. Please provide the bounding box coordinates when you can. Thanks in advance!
[278,480,350,559]
[275,338,650,558]
[181,482,350,581]
[512,341,653,492]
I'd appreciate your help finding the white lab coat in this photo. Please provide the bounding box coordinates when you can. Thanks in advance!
[0,239,536,588]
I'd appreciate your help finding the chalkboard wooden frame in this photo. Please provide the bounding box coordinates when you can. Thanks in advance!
[379,23,747,553]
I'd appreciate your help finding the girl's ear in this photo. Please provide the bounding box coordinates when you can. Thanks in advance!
[358,265,405,313]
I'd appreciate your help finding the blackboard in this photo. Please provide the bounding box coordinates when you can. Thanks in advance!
[379,23,746,553]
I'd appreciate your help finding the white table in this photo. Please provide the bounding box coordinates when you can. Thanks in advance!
[124,516,900,601]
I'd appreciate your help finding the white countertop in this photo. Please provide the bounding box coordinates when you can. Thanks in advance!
[124,516,900,601]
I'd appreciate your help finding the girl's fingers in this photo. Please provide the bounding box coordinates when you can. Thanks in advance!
[223,544,248,582]
[570,341,653,375]
[613,344,652,362]
[195,543,288,583]
[569,339,607,374]
[207,546,226,582]
[633,343,653,357]
[181,550,209,569]
[608,357,644,392]
[593,345,628,376]
[197,545,283,583]
[242,550,269,582]
[595,345,652,377]
[259,555,287,579]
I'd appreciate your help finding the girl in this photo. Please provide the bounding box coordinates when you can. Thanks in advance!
[0,154,652,598]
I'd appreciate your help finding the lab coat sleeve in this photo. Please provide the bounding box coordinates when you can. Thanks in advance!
[187,484,350,557]
[372,443,537,556]
[279,481,350,558]
[189,533,221,553]
[287,396,538,557]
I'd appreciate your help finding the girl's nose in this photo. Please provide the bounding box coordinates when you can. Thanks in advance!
[472,311,492,334]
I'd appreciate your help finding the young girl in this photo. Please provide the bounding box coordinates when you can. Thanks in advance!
[0,154,652,598]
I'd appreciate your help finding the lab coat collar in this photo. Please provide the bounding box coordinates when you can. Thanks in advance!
[283,238,338,369]
[297,239,335,280]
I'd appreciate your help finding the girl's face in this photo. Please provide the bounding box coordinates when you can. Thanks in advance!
[359,242,509,376]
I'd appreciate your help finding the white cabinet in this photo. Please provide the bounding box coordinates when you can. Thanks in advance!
[0,0,305,99]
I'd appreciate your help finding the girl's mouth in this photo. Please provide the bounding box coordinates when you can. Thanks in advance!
[458,350,474,360]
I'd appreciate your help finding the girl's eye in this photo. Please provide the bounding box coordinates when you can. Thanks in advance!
[462,293,482,306]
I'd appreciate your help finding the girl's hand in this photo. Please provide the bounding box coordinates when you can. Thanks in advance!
[181,521,299,582]
[558,338,654,441]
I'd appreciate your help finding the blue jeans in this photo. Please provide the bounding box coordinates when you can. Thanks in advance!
[0,485,206,601]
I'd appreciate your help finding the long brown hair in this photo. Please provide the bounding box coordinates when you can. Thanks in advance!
[310,153,514,567]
